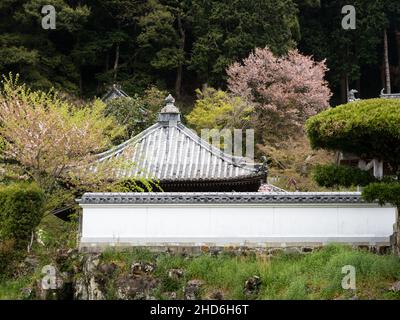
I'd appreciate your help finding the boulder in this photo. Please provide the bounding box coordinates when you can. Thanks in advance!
[208,289,224,300]
[244,276,261,295]
[184,279,204,300]
[389,281,400,292]
[168,268,184,280]
[116,274,158,300]
[131,262,155,275]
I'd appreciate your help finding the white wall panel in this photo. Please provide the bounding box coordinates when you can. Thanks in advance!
[79,204,396,247]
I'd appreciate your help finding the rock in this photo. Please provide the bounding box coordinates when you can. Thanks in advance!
[238,246,251,256]
[116,274,159,300]
[21,287,33,298]
[24,256,39,269]
[55,249,71,266]
[389,281,400,292]
[201,246,209,253]
[209,289,224,300]
[210,247,221,256]
[98,262,117,275]
[267,248,284,255]
[377,246,390,255]
[163,292,177,300]
[73,254,105,300]
[357,245,370,252]
[283,247,301,255]
[349,295,359,300]
[184,279,205,300]
[131,262,155,275]
[168,268,184,280]
[301,247,313,253]
[82,254,101,274]
[244,276,261,295]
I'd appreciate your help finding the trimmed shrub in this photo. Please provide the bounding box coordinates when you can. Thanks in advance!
[305,99,400,165]
[109,178,162,192]
[362,182,400,207]
[0,183,45,249]
[0,238,19,277]
[313,164,376,188]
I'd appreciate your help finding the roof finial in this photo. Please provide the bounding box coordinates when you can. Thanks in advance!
[158,94,181,124]
[160,94,180,114]
[165,94,175,105]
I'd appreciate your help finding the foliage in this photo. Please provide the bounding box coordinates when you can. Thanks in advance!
[227,47,331,145]
[104,86,167,141]
[104,97,148,141]
[313,164,376,188]
[186,87,253,132]
[1,244,400,299]
[305,98,400,169]
[0,0,398,100]
[108,178,162,193]
[98,244,400,300]
[298,0,400,101]
[306,97,400,252]
[259,135,335,191]
[189,0,300,87]
[363,182,400,207]
[0,0,302,97]
[0,182,45,249]
[0,0,91,93]
[0,239,20,279]
[0,74,124,191]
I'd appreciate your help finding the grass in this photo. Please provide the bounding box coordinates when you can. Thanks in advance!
[98,244,400,300]
[1,244,400,300]
[0,276,33,300]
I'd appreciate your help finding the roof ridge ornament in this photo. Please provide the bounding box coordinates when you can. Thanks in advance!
[161,94,180,114]
[159,94,181,124]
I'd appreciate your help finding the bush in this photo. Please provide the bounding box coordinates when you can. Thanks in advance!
[104,86,167,142]
[0,239,19,278]
[362,182,400,207]
[306,99,400,165]
[186,87,253,133]
[109,178,162,192]
[313,164,376,188]
[0,183,45,249]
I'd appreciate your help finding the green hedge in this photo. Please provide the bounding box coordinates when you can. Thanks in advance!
[362,182,400,207]
[313,164,376,188]
[0,183,45,249]
[110,178,162,192]
[305,99,400,165]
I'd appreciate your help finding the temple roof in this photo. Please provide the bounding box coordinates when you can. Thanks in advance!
[101,84,129,102]
[95,95,264,181]
[380,89,400,99]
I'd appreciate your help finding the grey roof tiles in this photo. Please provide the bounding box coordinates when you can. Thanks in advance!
[94,95,262,181]
[77,192,364,204]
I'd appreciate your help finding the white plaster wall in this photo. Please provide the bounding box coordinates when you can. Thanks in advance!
[79,204,397,247]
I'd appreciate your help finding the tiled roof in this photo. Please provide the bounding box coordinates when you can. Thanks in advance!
[380,89,400,99]
[101,84,129,102]
[78,192,364,204]
[94,95,262,181]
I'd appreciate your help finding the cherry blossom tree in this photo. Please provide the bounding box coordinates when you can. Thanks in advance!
[227,47,332,145]
[0,75,124,192]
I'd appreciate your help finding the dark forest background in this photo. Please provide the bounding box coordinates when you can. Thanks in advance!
[1,0,399,106]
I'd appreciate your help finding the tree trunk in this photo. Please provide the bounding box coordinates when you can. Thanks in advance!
[384,29,391,94]
[113,44,120,82]
[395,30,400,67]
[79,70,83,96]
[175,15,185,99]
[340,74,348,103]
[394,207,400,255]
[105,51,110,72]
